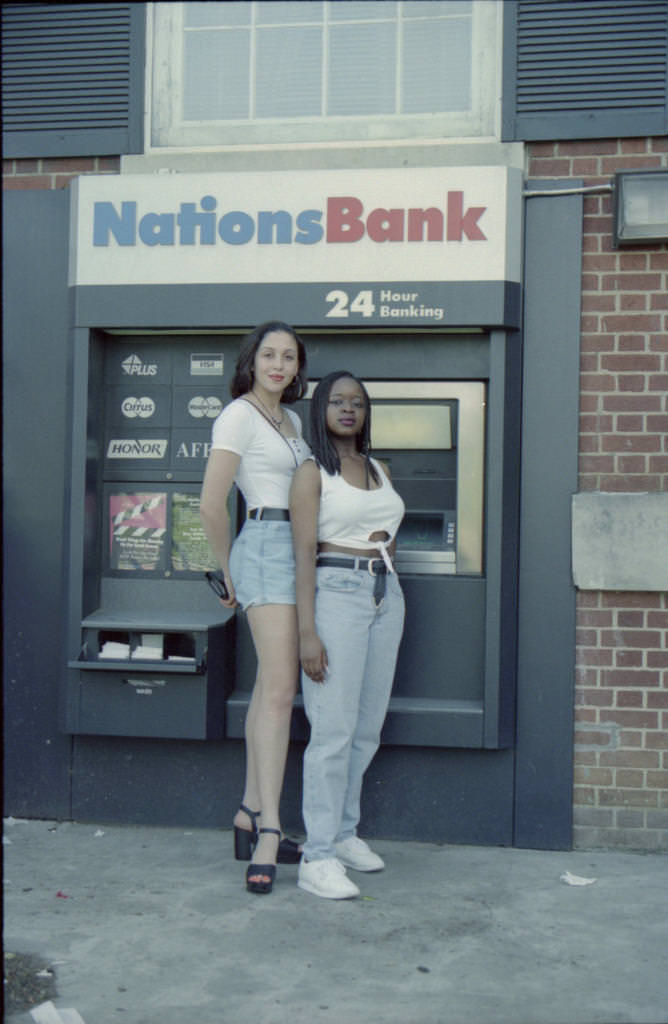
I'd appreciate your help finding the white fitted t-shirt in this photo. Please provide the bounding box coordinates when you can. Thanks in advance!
[317,458,405,565]
[211,398,310,509]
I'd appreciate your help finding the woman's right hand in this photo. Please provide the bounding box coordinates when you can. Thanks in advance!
[219,575,238,609]
[300,631,328,683]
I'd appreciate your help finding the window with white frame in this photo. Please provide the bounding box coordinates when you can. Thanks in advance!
[150,1,500,148]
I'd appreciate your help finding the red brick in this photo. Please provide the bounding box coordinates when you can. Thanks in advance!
[619,253,648,270]
[600,669,659,687]
[620,294,649,312]
[582,295,615,313]
[96,157,121,171]
[573,158,600,176]
[602,435,660,452]
[529,158,573,176]
[581,373,616,392]
[580,414,614,432]
[615,650,644,667]
[580,354,601,375]
[576,628,598,645]
[618,336,649,352]
[650,293,668,311]
[577,689,614,707]
[647,692,668,709]
[580,336,615,353]
[576,648,614,667]
[600,709,659,729]
[574,765,613,785]
[42,157,95,172]
[601,629,662,648]
[615,768,646,787]
[598,476,661,491]
[582,254,617,271]
[617,611,644,627]
[2,176,52,190]
[645,731,668,750]
[649,374,668,390]
[615,414,645,430]
[14,159,40,172]
[574,728,613,746]
[647,414,668,431]
[616,690,644,707]
[620,139,650,154]
[602,273,662,291]
[599,788,658,807]
[602,593,662,608]
[573,786,596,805]
[601,155,662,173]
[647,770,668,787]
[648,456,668,473]
[579,396,600,413]
[573,751,598,766]
[603,434,661,452]
[602,315,661,332]
[600,750,660,767]
[579,455,614,473]
[649,336,668,352]
[617,455,647,473]
[584,215,613,235]
[647,651,668,669]
[577,609,613,627]
[647,612,668,628]
[560,140,618,156]
[603,395,662,411]
[649,252,668,269]
[618,375,649,392]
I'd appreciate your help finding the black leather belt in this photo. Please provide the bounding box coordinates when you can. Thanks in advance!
[316,555,390,606]
[248,507,290,521]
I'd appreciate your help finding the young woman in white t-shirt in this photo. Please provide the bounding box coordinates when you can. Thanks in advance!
[290,372,406,900]
[200,322,311,894]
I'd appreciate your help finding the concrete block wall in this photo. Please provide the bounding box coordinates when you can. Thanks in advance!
[529,138,668,851]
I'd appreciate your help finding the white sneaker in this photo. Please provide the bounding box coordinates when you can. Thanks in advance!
[334,836,385,872]
[298,857,360,900]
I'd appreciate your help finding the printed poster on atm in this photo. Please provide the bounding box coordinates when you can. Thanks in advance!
[109,492,167,572]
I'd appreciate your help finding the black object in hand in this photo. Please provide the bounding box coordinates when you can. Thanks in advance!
[205,570,229,600]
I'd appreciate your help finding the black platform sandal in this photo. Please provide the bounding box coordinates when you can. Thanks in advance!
[233,804,259,862]
[246,828,280,894]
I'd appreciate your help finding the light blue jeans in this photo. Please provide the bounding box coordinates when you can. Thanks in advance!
[301,564,405,861]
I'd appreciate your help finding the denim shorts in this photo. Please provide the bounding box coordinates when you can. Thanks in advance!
[228,519,296,610]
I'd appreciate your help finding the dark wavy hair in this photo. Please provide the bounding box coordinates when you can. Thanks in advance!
[230,321,308,402]
[309,371,380,485]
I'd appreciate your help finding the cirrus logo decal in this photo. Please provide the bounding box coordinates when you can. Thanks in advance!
[122,397,156,418]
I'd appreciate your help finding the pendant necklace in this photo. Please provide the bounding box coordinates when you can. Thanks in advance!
[251,389,284,427]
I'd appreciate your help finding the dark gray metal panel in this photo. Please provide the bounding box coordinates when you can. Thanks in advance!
[2,3,145,157]
[514,181,582,850]
[503,0,668,141]
[2,189,73,817]
[71,282,522,331]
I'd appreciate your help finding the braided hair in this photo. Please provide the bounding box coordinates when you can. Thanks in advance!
[309,371,380,486]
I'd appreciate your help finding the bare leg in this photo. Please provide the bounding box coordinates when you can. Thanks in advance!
[242,604,299,880]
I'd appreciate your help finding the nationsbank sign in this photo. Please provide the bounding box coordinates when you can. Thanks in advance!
[70,167,522,289]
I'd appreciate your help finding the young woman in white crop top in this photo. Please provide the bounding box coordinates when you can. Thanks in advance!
[290,371,406,900]
[200,322,310,895]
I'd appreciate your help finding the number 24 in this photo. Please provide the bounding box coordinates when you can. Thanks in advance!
[325,290,376,318]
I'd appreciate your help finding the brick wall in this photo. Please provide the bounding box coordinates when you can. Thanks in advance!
[2,156,120,190]
[529,138,668,851]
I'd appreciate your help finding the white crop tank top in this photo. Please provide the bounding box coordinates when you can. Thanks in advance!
[317,457,405,570]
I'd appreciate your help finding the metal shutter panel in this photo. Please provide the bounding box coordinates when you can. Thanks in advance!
[2,3,145,158]
[503,0,668,141]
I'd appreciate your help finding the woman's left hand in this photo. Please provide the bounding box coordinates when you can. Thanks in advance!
[300,632,328,683]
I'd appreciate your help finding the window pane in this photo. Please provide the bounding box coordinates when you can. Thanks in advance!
[328,22,395,115]
[329,1,396,20]
[257,1,323,24]
[184,2,250,27]
[402,17,471,113]
[403,1,471,17]
[183,30,250,120]
[256,27,322,117]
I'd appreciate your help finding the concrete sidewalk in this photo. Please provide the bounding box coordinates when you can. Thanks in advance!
[3,818,667,1024]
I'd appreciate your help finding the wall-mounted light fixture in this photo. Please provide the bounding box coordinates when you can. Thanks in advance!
[613,169,668,247]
